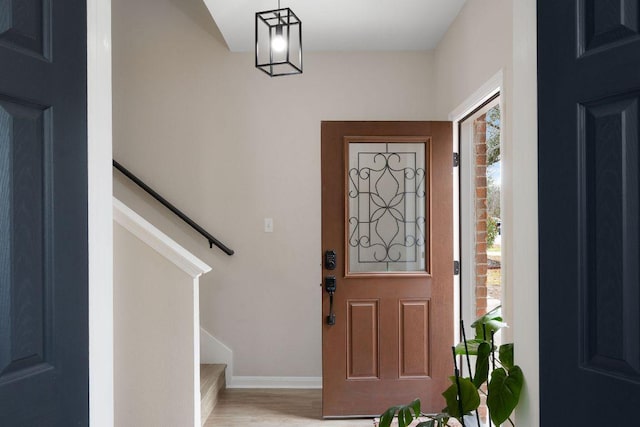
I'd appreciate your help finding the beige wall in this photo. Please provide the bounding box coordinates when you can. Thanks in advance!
[114,222,196,427]
[433,0,513,120]
[112,0,437,379]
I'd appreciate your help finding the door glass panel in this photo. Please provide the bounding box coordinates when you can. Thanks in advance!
[347,141,428,274]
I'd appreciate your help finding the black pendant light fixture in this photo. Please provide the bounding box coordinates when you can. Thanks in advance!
[255,0,302,77]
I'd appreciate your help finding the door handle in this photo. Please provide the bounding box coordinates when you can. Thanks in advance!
[325,276,336,325]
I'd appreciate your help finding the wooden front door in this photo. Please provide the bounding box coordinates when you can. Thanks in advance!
[538,1,640,424]
[0,0,89,425]
[321,121,453,417]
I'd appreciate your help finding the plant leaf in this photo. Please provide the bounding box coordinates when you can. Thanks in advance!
[397,408,406,427]
[379,406,399,427]
[442,376,480,420]
[400,407,413,427]
[473,341,492,388]
[473,319,508,340]
[409,398,421,418]
[430,413,450,426]
[471,308,507,339]
[498,344,514,370]
[405,407,414,426]
[454,339,490,356]
[417,413,449,427]
[380,400,422,427]
[487,366,524,425]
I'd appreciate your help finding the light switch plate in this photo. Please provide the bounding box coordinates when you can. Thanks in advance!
[264,218,273,233]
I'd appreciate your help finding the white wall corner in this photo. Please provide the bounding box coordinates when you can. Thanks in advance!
[112,197,212,278]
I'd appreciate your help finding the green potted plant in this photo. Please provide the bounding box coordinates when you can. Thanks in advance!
[378,307,523,427]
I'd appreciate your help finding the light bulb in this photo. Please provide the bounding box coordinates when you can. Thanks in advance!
[272,35,286,52]
[272,25,286,53]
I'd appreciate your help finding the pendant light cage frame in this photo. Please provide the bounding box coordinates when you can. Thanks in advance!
[255,8,303,77]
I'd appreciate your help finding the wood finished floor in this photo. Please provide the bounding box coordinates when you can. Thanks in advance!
[204,389,374,427]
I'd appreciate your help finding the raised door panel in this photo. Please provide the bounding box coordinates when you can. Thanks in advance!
[399,300,430,378]
[579,96,640,381]
[0,98,52,382]
[0,0,50,58]
[579,0,640,54]
[347,300,379,379]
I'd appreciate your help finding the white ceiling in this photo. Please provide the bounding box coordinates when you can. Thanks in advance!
[202,0,468,52]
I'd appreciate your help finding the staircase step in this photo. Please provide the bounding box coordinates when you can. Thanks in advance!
[200,364,226,426]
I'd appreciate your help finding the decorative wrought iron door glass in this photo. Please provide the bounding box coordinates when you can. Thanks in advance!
[348,142,428,273]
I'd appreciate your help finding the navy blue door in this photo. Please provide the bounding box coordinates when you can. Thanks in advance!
[539,1,640,424]
[0,0,89,425]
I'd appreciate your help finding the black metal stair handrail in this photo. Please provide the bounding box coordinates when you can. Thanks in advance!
[113,160,234,256]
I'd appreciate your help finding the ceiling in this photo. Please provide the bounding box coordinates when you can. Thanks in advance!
[202,0,468,52]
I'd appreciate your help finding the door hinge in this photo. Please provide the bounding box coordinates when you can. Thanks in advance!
[453,152,460,167]
[454,260,460,275]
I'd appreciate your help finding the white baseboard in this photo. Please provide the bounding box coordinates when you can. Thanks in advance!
[228,376,322,389]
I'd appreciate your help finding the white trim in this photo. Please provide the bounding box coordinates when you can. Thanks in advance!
[458,97,502,342]
[88,0,113,425]
[192,280,201,427]
[448,70,503,122]
[453,122,460,348]
[449,72,504,349]
[228,376,322,389]
[512,1,539,425]
[113,198,212,278]
[200,327,234,386]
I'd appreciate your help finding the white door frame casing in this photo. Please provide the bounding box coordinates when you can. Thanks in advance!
[449,70,504,346]
[87,0,114,425]
[453,89,503,344]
